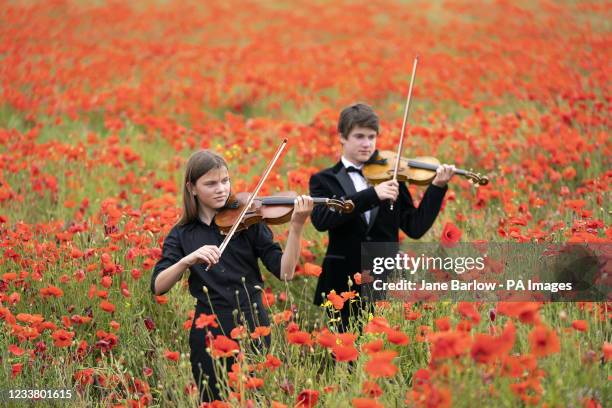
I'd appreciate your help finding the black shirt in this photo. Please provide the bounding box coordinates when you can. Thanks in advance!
[150,218,283,313]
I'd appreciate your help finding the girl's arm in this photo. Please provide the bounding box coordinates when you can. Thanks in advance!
[279,195,314,280]
[152,245,221,295]
[152,258,190,295]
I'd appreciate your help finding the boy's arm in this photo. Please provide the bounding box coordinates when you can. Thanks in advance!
[309,173,379,231]
[399,183,447,239]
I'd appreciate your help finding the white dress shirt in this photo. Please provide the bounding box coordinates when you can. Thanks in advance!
[341,156,371,224]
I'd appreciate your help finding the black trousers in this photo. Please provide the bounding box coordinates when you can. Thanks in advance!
[189,301,270,403]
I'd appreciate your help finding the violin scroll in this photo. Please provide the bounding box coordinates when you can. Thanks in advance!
[465,170,489,186]
[326,198,355,213]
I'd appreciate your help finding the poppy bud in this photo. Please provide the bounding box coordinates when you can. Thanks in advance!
[144,317,155,331]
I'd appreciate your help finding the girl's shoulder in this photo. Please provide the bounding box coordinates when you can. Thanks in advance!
[165,222,192,238]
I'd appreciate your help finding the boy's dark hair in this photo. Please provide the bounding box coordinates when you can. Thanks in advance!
[337,103,379,139]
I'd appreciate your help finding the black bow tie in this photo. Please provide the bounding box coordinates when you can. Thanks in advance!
[346,166,363,176]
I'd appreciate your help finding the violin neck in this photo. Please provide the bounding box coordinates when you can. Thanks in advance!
[407,160,468,176]
[260,197,328,206]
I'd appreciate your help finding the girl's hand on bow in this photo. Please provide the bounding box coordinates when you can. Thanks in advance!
[182,245,221,268]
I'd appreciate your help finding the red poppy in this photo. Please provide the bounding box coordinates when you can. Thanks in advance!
[428,330,471,360]
[264,354,282,370]
[16,313,44,324]
[497,302,542,325]
[8,344,25,356]
[416,325,431,342]
[40,285,64,298]
[323,385,338,393]
[435,317,451,331]
[316,328,338,349]
[303,262,322,277]
[441,222,462,247]
[100,275,112,288]
[332,343,359,362]
[210,335,240,358]
[245,376,264,389]
[471,334,500,364]
[528,325,560,357]
[251,326,271,339]
[457,302,481,323]
[362,339,384,354]
[509,378,543,405]
[362,381,383,398]
[74,368,95,385]
[263,289,276,308]
[327,290,345,310]
[164,350,180,362]
[230,325,247,340]
[295,389,319,408]
[365,350,398,378]
[562,166,576,180]
[3,272,17,281]
[12,363,23,378]
[352,398,384,408]
[51,329,75,347]
[287,331,313,347]
[409,385,452,408]
[603,342,612,362]
[364,317,390,334]
[99,300,115,313]
[273,310,293,324]
[571,320,587,332]
[385,328,410,346]
[95,330,118,352]
[195,313,219,329]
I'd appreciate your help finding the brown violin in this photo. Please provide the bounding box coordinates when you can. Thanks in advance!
[215,191,354,234]
[363,150,489,186]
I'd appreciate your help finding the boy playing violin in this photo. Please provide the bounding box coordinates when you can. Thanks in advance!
[308,103,455,332]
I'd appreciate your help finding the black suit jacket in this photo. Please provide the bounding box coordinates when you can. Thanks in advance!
[309,160,448,305]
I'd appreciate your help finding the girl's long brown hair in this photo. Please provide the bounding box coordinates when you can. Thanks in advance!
[178,150,228,226]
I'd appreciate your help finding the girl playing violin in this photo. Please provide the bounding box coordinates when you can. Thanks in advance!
[151,150,313,403]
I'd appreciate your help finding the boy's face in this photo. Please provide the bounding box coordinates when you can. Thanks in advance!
[340,126,377,165]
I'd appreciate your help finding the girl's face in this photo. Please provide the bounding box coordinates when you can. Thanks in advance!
[190,166,231,210]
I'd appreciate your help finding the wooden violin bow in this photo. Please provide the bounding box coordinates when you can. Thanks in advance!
[391,55,419,210]
[205,138,288,271]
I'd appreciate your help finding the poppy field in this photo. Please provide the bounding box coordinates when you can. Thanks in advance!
[0,1,610,407]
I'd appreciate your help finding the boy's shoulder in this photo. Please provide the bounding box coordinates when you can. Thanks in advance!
[311,160,343,179]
